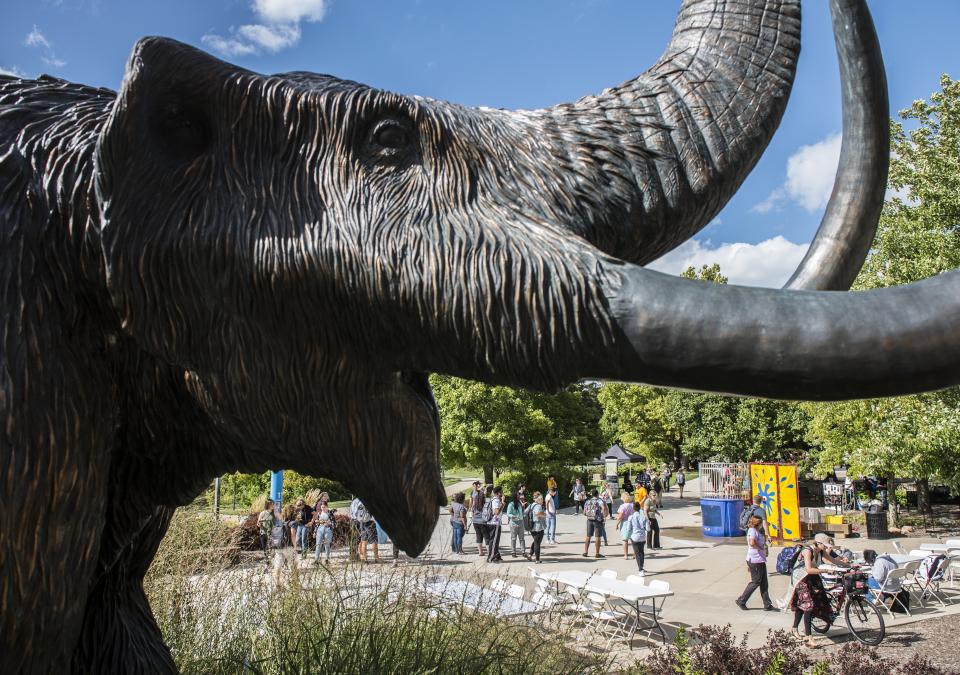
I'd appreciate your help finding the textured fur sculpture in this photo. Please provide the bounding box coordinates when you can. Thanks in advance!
[2,0,955,672]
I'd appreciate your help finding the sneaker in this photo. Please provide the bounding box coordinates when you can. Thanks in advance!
[595,554,605,559]
[735,600,748,611]
[763,605,776,611]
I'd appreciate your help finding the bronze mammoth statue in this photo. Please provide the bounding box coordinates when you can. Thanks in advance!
[0,0,947,672]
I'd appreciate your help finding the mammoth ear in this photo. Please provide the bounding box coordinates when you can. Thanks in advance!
[94,37,245,363]
[96,37,234,186]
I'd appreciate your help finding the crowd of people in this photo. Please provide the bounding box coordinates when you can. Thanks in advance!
[254,492,398,566]
[450,467,680,568]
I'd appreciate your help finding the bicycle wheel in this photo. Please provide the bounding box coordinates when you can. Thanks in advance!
[810,616,831,634]
[845,595,885,646]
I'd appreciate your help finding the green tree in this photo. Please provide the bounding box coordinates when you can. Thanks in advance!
[430,375,602,483]
[807,75,960,519]
[597,382,682,467]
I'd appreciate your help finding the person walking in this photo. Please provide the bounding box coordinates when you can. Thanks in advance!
[506,492,530,559]
[257,498,275,566]
[676,470,686,498]
[736,515,774,611]
[602,483,616,520]
[582,489,608,559]
[470,481,487,558]
[528,491,547,563]
[787,534,846,647]
[645,491,661,550]
[616,493,635,560]
[663,468,671,493]
[745,494,769,538]
[486,486,504,562]
[449,491,467,554]
[312,502,333,564]
[570,478,587,515]
[627,505,649,574]
[545,486,558,544]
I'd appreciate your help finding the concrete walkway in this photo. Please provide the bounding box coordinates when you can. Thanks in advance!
[409,478,960,649]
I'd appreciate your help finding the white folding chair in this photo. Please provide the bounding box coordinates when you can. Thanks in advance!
[901,560,924,605]
[600,569,618,579]
[915,557,950,607]
[908,549,932,557]
[647,579,671,613]
[531,590,558,610]
[870,568,911,617]
[506,583,525,600]
[625,574,647,586]
[581,591,620,643]
[490,578,508,593]
[947,551,960,588]
[891,540,907,554]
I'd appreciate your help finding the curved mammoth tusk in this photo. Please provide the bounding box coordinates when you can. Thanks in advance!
[602,262,960,401]
[784,0,889,291]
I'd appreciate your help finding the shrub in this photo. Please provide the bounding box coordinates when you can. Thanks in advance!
[146,526,610,675]
[625,625,949,675]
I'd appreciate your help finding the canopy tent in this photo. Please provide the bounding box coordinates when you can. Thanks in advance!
[589,443,644,465]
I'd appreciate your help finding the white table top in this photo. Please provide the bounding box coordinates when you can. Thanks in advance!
[534,570,673,601]
[889,553,928,565]
[919,543,951,552]
[424,579,538,617]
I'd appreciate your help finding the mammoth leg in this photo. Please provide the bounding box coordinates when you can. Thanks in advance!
[71,508,176,675]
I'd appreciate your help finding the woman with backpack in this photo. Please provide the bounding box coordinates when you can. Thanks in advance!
[735,515,774,611]
[676,471,685,499]
[506,492,530,560]
[528,491,547,563]
[644,491,661,550]
[627,504,649,573]
[787,533,846,647]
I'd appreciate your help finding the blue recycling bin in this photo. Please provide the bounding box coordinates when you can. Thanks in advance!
[701,497,747,537]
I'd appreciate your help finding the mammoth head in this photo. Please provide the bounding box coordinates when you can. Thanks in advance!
[93,0,960,556]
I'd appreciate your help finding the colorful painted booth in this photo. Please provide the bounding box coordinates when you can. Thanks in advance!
[749,462,800,541]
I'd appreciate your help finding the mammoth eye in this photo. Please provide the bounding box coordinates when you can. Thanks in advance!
[371,119,412,150]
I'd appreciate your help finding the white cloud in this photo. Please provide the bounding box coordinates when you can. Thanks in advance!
[24,25,66,69]
[253,0,329,24]
[753,133,842,214]
[25,26,51,50]
[203,0,328,58]
[646,236,809,288]
[0,65,27,78]
[236,23,301,51]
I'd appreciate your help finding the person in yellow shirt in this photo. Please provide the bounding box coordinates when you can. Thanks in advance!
[546,476,557,492]
[634,485,648,508]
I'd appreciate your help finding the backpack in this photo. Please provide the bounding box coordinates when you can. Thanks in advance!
[676,473,685,485]
[583,498,597,520]
[522,505,534,532]
[776,544,805,575]
[920,554,947,581]
[481,498,494,523]
[269,524,288,549]
[738,504,760,531]
[355,501,370,523]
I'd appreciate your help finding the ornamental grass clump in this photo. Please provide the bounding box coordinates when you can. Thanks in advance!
[146,508,607,674]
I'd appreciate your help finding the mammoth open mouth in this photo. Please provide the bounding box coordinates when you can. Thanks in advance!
[398,370,439,430]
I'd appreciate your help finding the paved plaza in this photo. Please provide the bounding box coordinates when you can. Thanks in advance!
[399,478,960,650]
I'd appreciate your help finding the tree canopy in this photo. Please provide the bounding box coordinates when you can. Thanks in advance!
[805,75,960,512]
[430,375,602,483]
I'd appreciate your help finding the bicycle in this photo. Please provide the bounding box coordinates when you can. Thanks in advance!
[811,566,885,646]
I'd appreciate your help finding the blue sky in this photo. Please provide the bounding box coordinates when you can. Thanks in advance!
[3,1,959,286]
